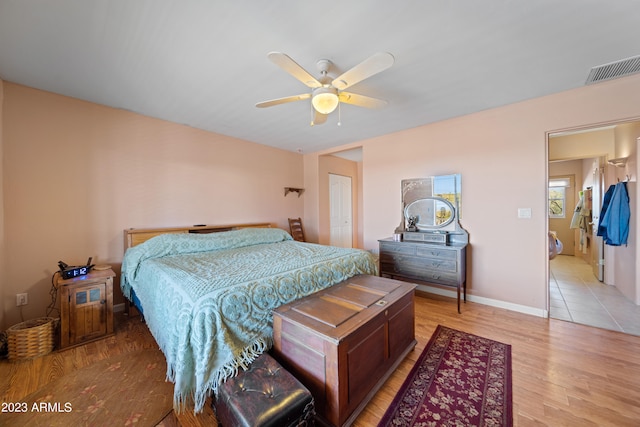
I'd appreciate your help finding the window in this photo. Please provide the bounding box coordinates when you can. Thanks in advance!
[549,187,565,218]
[549,177,572,218]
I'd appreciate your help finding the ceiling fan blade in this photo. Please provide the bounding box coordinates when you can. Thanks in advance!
[332,52,395,91]
[256,93,311,108]
[268,52,323,88]
[311,110,328,125]
[339,92,388,109]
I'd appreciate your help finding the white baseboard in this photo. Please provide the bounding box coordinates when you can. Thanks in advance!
[414,284,548,318]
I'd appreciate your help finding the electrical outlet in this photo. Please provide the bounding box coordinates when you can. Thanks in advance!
[16,293,28,306]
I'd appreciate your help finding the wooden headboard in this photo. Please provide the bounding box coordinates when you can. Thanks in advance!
[124,223,273,251]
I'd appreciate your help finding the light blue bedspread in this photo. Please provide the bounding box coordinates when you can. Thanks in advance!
[121,228,378,413]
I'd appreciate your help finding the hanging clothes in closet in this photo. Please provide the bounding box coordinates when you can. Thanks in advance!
[597,181,630,246]
[570,190,590,253]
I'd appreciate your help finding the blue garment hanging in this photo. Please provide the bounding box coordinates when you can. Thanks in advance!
[597,184,615,239]
[598,182,630,246]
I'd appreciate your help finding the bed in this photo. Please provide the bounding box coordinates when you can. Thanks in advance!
[121,223,378,413]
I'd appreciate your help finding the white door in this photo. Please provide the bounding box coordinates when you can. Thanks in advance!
[329,174,353,248]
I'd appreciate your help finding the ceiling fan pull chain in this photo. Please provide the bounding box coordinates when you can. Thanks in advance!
[337,101,342,126]
[310,102,315,126]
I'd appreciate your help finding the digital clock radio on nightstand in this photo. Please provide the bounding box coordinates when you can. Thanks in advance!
[58,257,94,279]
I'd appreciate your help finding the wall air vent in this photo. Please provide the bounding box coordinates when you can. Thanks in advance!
[586,55,640,85]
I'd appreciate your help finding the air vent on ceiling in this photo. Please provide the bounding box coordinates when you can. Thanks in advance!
[586,55,640,85]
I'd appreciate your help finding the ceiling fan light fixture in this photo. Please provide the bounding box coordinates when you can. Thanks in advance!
[258,51,394,123]
[312,87,339,114]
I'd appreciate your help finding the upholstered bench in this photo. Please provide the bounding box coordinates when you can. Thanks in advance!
[214,352,315,427]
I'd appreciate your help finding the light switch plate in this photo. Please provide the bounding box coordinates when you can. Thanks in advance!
[518,208,532,219]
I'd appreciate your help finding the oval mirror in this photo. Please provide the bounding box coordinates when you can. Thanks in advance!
[404,197,455,229]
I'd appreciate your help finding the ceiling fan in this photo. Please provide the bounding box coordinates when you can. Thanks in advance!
[256,51,395,125]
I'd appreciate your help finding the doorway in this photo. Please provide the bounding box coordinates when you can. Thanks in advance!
[547,122,640,336]
[329,173,353,248]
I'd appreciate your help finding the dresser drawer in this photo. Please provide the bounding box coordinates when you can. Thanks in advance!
[381,253,457,272]
[380,262,459,286]
[380,241,457,260]
[379,241,416,256]
[415,269,459,286]
[415,246,457,260]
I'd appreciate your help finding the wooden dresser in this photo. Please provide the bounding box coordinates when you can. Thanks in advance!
[385,175,469,313]
[379,238,467,312]
[272,275,416,427]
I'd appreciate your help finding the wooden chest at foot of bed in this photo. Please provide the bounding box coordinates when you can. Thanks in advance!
[272,274,417,427]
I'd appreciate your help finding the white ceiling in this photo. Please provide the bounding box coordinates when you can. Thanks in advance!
[1,1,640,154]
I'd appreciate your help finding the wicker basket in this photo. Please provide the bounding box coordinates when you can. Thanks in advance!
[7,317,56,361]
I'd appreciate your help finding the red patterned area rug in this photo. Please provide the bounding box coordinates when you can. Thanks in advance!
[379,325,512,427]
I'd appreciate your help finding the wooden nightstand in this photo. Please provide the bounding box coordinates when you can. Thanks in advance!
[55,268,115,349]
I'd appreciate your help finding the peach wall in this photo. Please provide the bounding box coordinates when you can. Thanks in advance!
[305,73,640,314]
[1,83,304,329]
[0,78,5,330]
[303,154,321,243]
[613,123,639,162]
[356,161,364,249]
[549,128,615,161]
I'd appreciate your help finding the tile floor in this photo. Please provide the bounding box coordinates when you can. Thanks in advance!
[550,254,640,336]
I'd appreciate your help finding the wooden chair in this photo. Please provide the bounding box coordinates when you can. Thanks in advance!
[288,218,306,242]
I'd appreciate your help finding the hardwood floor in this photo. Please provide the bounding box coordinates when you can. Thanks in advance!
[2,292,640,426]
